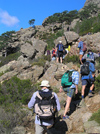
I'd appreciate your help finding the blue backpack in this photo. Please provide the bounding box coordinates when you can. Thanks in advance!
[58,44,64,51]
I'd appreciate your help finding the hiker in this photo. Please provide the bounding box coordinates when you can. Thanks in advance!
[78,38,84,64]
[79,61,95,107]
[63,49,68,59]
[47,50,50,56]
[82,49,99,65]
[51,47,56,61]
[59,67,79,119]
[56,41,64,63]
[28,80,60,134]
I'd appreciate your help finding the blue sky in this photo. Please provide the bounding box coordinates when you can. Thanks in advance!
[0,0,86,35]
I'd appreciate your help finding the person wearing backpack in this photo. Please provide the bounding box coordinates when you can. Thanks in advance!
[51,47,56,61]
[56,41,64,63]
[59,67,79,119]
[82,49,99,65]
[78,38,84,65]
[28,80,60,134]
[79,61,95,107]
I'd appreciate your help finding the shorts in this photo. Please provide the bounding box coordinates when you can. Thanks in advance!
[82,78,95,86]
[63,87,75,98]
[79,51,84,55]
[58,51,63,58]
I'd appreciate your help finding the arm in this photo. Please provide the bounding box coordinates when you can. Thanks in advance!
[28,92,37,109]
[72,71,79,94]
[94,53,99,58]
[54,93,61,111]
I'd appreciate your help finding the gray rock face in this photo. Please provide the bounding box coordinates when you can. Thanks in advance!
[64,31,79,43]
[84,0,100,8]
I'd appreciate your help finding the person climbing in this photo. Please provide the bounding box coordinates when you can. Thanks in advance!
[56,41,64,63]
[59,66,79,119]
[28,80,60,134]
[82,49,99,65]
[79,60,95,107]
[51,47,56,61]
[78,38,84,64]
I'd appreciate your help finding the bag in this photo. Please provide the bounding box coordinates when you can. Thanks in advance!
[52,50,56,57]
[34,90,57,121]
[58,44,63,51]
[61,70,74,87]
[82,42,87,52]
[80,62,90,75]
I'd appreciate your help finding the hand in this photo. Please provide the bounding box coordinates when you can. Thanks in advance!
[59,87,63,92]
[75,89,78,94]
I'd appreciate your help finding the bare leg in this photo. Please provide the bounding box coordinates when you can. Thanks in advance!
[63,96,72,116]
[90,83,94,91]
[79,54,83,64]
[82,85,86,97]
[60,57,62,63]
[56,57,59,63]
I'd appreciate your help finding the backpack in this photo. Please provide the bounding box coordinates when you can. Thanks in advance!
[61,70,74,87]
[80,62,90,75]
[52,50,56,57]
[34,90,57,122]
[82,42,87,52]
[58,44,64,52]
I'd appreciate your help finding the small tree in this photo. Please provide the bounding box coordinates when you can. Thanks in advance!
[28,19,35,27]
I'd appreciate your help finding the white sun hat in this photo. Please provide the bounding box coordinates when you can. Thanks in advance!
[59,40,62,43]
[40,80,50,87]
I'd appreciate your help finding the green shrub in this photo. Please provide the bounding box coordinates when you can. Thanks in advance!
[0,76,34,106]
[89,109,100,125]
[94,75,100,93]
[63,54,79,64]
[0,52,21,67]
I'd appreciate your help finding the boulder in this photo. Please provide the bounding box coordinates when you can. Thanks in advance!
[64,31,79,43]
[20,43,36,59]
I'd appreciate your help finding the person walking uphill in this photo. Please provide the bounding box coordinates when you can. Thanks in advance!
[59,67,79,119]
[56,41,64,63]
[28,80,60,134]
[78,38,84,65]
[79,61,95,107]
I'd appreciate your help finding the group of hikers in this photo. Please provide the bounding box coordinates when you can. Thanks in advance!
[28,38,100,134]
[47,40,69,63]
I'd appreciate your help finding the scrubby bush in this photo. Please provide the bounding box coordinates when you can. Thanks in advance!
[63,54,79,64]
[0,52,21,67]
[32,55,51,67]
[89,108,100,125]
[0,76,33,106]
[94,75,100,93]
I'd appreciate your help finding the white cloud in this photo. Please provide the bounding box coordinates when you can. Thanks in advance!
[0,9,19,27]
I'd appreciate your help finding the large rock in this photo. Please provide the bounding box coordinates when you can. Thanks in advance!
[17,65,44,82]
[84,0,100,8]
[21,43,36,59]
[54,36,67,46]
[64,31,79,43]
[33,39,48,58]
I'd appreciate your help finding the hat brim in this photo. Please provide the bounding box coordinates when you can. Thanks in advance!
[40,84,50,87]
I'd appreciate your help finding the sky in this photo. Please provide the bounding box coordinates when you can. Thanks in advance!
[0,0,86,35]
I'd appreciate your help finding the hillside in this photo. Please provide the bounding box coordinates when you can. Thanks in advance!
[0,0,100,133]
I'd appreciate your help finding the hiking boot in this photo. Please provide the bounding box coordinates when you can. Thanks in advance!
[88,92,94,98]
[62,115,69,120]
[78,99,86,108]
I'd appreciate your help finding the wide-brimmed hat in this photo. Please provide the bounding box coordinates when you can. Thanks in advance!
[40,80,50,87]
[59,40,62,43]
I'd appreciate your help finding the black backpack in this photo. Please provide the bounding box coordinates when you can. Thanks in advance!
[34,90,57,122]
[80,62,90,75]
